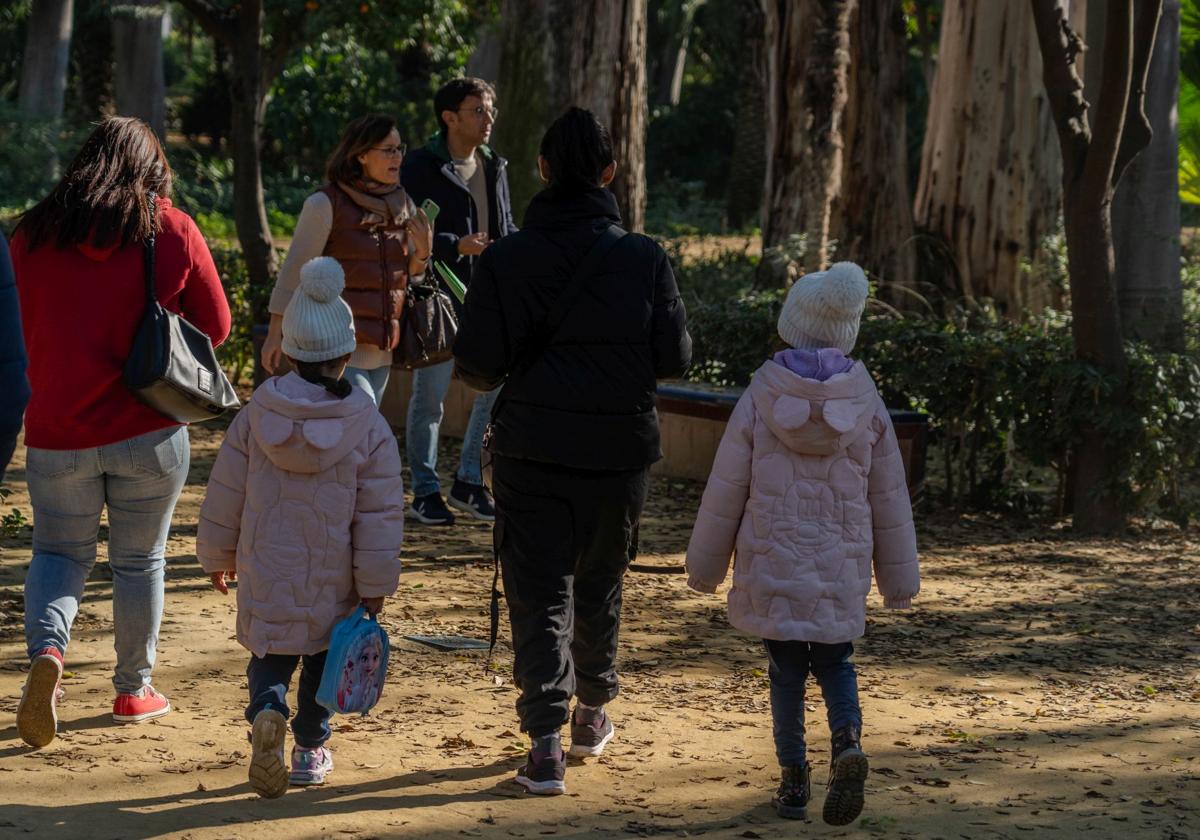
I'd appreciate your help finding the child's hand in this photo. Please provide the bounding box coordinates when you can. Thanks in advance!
[210,570,236,595]
[362,596,385,616]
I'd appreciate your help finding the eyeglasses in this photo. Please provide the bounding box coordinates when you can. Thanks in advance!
[458,105,499,119]
[370,144,406,157]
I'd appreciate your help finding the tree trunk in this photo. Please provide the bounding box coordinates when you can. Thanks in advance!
[914,0,1064,316]
[466,19,502,82]
[725,0,766,231]
[830,0,915,301]
[761,0,855,278]
[649,0,700,107]
[1112,0,1183,349]
[492,0,647,230]
[18,0,74,120]
[228,2,279,298]
[1032,0,1163,535]
[112,0,166,138]
[568,0,649,231]
[71,0,114,120]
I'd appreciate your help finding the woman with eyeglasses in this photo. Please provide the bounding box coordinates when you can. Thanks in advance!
[261,114,433,405]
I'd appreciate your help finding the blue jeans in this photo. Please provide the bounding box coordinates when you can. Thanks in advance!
[246,650,331,748]
[24,426,189,695]
[345,364,391,406]
[764,639,862,766]
[406,359,498,498]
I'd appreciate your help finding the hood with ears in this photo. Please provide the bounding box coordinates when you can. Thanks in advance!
[749,358,880,456]
[245,372,379,473]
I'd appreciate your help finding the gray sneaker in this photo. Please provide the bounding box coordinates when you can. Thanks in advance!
[515,742,566,795]
[568,706,615,758]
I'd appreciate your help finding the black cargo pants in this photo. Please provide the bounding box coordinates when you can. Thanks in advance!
[492,453,650,737]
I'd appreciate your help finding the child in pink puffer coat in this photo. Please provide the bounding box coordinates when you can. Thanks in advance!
[197,257,404,798]
[686,261,919,825]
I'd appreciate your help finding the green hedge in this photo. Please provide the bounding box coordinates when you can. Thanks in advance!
[671,245,1200,521]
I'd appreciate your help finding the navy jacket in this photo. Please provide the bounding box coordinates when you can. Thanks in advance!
[454,186,691,471]
[0,234,30,479]
[400,132,518,313]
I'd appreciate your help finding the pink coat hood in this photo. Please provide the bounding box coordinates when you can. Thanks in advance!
[197,373,405,657]
[686,360,919,643]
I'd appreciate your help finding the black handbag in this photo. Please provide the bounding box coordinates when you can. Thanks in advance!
[396,279,458,369]
[123,197,240,423]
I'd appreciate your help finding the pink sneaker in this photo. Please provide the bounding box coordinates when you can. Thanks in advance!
[17,648,63,748]
[112,685,171,723]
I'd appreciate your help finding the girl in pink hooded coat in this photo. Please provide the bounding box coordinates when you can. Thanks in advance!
[686,262,919,825]
[197,257,405,799]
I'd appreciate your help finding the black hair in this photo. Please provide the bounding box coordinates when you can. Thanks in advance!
[538,107,613,191]
[293,360,353,399]
[434,77,496,132]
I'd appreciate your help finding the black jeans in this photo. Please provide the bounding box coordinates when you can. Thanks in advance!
[245,650,331,748]
[493,454,650,736]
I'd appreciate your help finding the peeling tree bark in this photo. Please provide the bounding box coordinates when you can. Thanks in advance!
[830,0,915,302]
[762,0,855,275]
[914,0,1064,315]
[492,0,649,231]
[1031,0,1163,535]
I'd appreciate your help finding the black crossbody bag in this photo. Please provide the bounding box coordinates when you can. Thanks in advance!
[123,196,240,423]
[485,224,627,665]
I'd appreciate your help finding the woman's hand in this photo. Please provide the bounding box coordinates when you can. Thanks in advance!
[405,208,433,263]
[210,570,237,595]
[261,314,284,374]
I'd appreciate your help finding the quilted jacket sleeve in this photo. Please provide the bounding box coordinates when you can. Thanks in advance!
[685,391,755,593]
[350,417,405,598]
[197,410,252,573]
[867,405,920,608]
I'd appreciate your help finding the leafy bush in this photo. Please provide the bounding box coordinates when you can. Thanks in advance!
[676,245,1200,521]
[209,242,274,385]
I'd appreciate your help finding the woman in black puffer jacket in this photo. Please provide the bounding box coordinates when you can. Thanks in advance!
[454,107,691,797]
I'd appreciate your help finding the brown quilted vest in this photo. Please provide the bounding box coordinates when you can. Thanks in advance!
[319,183,411,351]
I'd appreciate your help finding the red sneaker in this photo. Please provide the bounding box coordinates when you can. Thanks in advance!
[17,648,64,748]
[112,685,171,723]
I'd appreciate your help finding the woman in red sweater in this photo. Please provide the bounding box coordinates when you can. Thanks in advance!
[11,117,231,748]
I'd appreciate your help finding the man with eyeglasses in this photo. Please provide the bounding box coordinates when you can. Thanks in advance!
[401,77,517,526]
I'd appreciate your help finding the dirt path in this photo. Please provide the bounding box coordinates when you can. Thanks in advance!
[1,421,1197,839]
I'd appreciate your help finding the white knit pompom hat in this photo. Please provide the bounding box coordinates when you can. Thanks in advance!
[777,261,870,354]
[281,256,358,363]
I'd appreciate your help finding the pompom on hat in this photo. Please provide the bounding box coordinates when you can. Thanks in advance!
[281,256,358,363]
[777,261,870,354]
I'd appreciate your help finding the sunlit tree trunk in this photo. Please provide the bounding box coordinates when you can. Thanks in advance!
[915,0,1064,315]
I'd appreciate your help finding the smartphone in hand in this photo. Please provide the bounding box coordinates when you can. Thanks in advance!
[420,198,440,223]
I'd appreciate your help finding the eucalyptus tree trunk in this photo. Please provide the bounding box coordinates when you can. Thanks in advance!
[112,0,166,138]
[19,0,74,120]
[830,0,915,302]
[492,0,649,231]
[761,0,855,281]
[914,0,1064,315]
[1111,0,1183,349]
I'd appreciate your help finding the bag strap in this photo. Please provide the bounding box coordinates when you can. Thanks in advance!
[142,193,158,307]
[485,223,627,670]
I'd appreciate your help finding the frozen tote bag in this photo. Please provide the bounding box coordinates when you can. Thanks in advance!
[316,606,390,715]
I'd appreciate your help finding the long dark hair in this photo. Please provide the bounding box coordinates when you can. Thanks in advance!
[538,107,614,190]
[325,114,399,184]
[16,116,172,251]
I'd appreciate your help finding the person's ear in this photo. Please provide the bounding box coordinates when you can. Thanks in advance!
[600,160,618,187]
[441,110,457,132]
[537,155,551,184]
